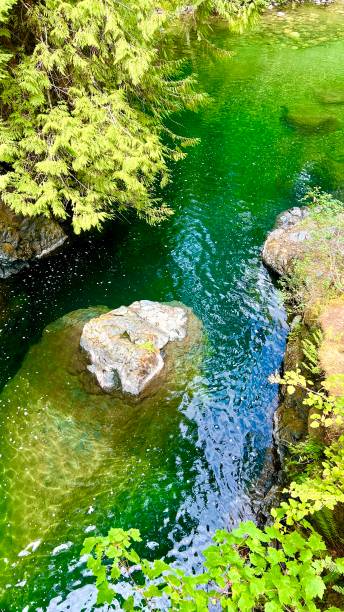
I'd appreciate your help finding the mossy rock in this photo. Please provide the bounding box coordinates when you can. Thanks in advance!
[274,320,310,461]
[316,88,344,105]
[0,201,67,278]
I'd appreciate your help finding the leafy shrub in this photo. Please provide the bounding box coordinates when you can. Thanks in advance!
[285,438,324,481]
[82,522,344,611]
[272,435,344,528]
[302,329,323,376]
[79,362,344,610]
[269,368,344,527]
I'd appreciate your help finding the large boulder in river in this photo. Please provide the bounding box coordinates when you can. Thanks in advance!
[0,201,67,278]
[80,300,194,395]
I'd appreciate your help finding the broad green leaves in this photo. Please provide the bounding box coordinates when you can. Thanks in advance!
[81,521,341,611]
[270,365,344,527]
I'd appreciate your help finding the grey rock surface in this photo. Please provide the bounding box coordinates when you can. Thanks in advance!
[262,207,311,275]
[0,202,67,278]
[80,300,190,395]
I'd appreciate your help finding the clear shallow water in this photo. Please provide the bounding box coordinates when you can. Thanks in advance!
[0,2,344,609]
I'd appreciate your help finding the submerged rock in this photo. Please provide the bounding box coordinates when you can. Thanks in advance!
[284,29,301,39]
[0,202,67,278]
[311,157,344,194]
[0,304,203,567]
[281,105,341,134]
[80,300,191,395]
[262,206,310,275]
[317,88,344,105]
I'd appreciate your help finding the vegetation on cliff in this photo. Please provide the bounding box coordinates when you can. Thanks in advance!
[82,523,341,610]
[280,189,344,312]
[82,430,344,610]
[0,0,265,233]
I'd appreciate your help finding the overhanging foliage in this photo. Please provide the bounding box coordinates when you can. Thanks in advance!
[0,0,266,233]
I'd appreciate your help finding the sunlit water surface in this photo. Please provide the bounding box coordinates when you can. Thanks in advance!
[0,2,344,608]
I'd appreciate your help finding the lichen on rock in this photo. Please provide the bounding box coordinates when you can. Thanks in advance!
[262,203,344,289]
[262,206,311,276]
[80,300,193,395]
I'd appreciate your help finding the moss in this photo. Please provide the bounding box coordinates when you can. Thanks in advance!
[275,320,312,455]
[281,205,344,311]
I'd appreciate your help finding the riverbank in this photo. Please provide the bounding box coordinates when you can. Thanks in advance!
[263,189,344,449]
[262,190,344,595]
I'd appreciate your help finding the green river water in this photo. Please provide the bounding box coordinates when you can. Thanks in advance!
[0,2,343,609]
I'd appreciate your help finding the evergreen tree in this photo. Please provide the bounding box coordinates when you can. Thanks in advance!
[0,0,264,233]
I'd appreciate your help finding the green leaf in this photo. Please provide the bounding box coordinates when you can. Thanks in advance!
[264,602,282,612]
[266,547,285,565]
[238,591,255,610]
[304,574,326,600]
[282,531,306,556]
[96,582,114,605]
[122,595,135,611]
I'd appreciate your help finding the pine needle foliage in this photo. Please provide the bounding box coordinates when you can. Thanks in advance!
[0,0,265,233]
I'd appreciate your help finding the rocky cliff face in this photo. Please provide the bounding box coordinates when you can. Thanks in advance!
[262,204,344,454]
[0,202,67,278]
[262,207,310,276]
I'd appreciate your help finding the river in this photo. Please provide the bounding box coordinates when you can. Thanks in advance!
[0,2,343,609]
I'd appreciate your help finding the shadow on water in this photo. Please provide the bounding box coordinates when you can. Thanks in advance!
[0,1,344,608]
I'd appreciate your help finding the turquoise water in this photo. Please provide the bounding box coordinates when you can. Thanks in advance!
[0,2,343,608]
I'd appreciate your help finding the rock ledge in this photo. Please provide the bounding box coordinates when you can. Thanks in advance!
[262,206,310,275]
[0,202,67,278]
